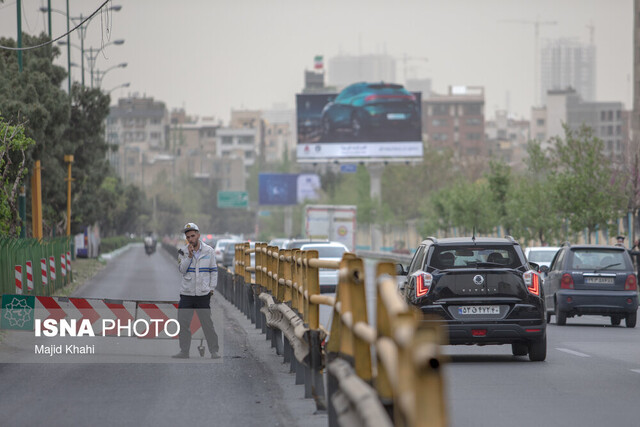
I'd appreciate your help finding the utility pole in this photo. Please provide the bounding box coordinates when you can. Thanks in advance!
[31,161,43,240]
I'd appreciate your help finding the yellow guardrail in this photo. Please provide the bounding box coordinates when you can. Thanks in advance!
[221,242,447,427]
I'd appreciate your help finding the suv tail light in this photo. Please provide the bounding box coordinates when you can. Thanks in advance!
[561,273,574,289]
[416,272,433,297]
[523,271,540,296]
[625,274,637,291]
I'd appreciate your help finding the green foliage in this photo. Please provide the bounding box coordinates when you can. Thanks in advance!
[420,179,495,236]
[504,141,562,245]
[0,32,149,238]
[486,160,511,230]
[549,125,626,240]
[0,116,36,237]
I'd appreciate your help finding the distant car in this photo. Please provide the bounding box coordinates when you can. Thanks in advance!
[283,239,330,250]
[299,242,349,293]
[213,239,239,264]
[201,234,217,248]
[320,82,421,142]
[222,242,237,268]
[543,243,638,327]
[525,246,561,269]
[398,236,547,361]
[268,238,291,249]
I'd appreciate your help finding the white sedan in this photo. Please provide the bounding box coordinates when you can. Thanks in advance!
[299,242,349,293]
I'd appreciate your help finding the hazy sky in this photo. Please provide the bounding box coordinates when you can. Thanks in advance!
[0,0,634,123]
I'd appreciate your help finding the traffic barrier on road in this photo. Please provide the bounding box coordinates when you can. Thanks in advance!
[219,242,447,427]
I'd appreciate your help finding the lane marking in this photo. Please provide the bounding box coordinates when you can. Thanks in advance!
[556,348,591,358]
[631,369,640,374]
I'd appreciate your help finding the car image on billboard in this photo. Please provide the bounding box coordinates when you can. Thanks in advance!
[296,82,423,161]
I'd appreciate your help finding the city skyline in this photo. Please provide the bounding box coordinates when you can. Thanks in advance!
[0,0,633,123]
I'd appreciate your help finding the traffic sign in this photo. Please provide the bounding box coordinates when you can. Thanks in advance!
[217,191,249,208]
[340,164,357,173]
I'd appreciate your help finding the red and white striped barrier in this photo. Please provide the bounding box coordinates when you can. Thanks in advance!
[26,261,33,291]
[66,252,71,274]
[60,254,66,277]
[40,258,48,286]
[14,265,23,294]
[49,256,56,281]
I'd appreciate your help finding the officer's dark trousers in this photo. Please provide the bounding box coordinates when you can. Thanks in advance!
[177,294,219,354]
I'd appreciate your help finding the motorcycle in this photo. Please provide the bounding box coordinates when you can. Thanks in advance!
[144,237,156,256]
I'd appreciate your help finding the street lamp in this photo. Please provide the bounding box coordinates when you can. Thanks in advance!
[39,5,122,88]
[86,40,125,88]
[94,62,128,88]
[107,82,130,95]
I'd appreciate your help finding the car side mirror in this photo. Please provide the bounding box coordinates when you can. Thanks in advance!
[529,262,540,271]
[396,263,407,276]
[539,265,550,274]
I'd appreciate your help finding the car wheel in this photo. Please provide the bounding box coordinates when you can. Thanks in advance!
[546,311,552,323]
[511,343,528,356]
[611,316,621,326]
[626,312,637,328]
[555,299,566,326]
[528,336,547,362]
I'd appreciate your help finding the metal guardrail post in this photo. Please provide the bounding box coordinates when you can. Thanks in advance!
[375,262,398,419]
[346,257,372,383]
[412,322,448,427]
[326,252,357,427]
[253,243,262,329]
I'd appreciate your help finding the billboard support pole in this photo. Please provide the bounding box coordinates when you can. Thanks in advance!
[284,205,293,237]
[368,163,385,252]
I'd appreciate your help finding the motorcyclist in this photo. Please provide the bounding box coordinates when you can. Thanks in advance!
[144,232,156,254]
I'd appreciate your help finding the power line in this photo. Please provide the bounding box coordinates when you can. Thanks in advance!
[0,0,111,51]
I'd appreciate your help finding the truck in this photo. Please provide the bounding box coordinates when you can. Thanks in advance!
[304,205,357,251]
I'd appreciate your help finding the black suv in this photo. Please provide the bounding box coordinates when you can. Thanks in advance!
[399,236,546,361]
[543,243,638,327]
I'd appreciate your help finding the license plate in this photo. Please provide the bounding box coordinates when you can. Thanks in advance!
[585,277,614,284]
[387,113,407,120]
[458,306,500,315]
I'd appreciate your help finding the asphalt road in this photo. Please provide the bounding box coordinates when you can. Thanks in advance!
[0,245,326,427]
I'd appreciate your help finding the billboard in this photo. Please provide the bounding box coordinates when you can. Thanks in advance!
[296,82,423,162]
[258,173,321,205]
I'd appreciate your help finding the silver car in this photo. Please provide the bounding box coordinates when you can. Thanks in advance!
[299,242,349,293]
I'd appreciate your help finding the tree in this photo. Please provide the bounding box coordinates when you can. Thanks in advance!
[486,161,511,233]
[420,179,495,237]
[0,116,35,237]
[549,125,626,241]
[505,141,562,245]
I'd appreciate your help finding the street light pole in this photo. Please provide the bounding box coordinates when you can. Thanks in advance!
[47,0,52,39]
[95,62,127,87]
[66,0,71,94]
[16,0,23,72]
[79,14,85,87]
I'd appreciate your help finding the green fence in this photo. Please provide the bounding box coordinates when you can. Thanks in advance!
[0,237,72,296]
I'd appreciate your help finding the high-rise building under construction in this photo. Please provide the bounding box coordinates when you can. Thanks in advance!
[540,38,596,105]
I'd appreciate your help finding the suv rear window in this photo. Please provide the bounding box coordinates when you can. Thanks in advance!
[430,245,521,270]
[570,249,630,270]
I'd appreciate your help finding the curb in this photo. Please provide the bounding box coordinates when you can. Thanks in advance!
[98,243,139,262]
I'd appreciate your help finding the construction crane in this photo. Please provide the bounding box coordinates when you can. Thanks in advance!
[500,18,558,107]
